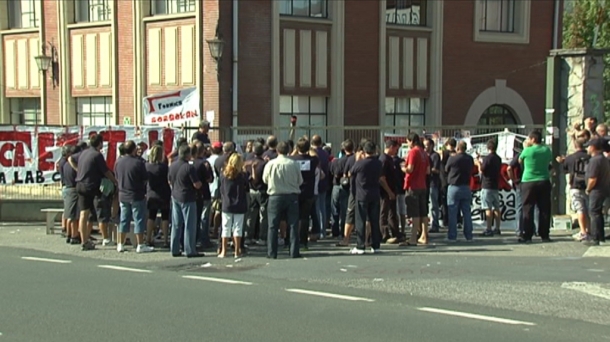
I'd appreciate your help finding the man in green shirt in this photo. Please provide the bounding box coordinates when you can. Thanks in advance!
[518,130,553,243]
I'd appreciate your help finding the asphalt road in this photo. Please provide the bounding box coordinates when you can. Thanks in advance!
[1,238,609,342]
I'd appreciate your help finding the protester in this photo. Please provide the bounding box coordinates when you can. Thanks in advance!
[168,144,203,258]
[558,136,590,241]
[263,136,279,160]
[146,145,171,247]
[219,153,249,258]
[69,134,117,251]
[518,131,553,243]
[290,138,319,250]
[62,144,81,244]
[477,139,503,236]
[336,140,358,247]
[244,142,268,245]
[378,140,400,243]
[401,133,430,246]
[348,140,383,255]
[440,138,457,227]
[192,120,211,144]
[311,135,330,239]
[583,138,610,246]
[191,142,213,249]
[263,141,303,259]
[424,138,442,233]
[208,142,223,241]
[444,141,474,242]
[114,141,152,253]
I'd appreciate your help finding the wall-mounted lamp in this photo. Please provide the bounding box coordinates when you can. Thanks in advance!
[206,37,224,81]
[34,42,59,89]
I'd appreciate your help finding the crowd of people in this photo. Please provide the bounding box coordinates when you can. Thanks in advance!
[56,118,610,258]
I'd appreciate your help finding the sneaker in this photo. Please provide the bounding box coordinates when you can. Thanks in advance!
[480,230,494,237]
[370,248,380,254]
[255,239,266,246]
[117,243,125,253]
[136,245,154,253]
[572,232,588,241]
[81,241,95,251]
[102,239,115,246]
[386,237,399,244]
[350,248,365,255]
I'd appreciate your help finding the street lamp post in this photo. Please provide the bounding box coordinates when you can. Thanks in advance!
[206,37,224,81]
[34,43,58,89]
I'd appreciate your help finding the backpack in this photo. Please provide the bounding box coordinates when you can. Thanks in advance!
[572,156,588,190]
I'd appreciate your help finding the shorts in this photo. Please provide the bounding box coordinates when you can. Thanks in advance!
[396,194,406,216]
[405,189,428,218]
[147,198,170,220]
[569,189,588,214]
[89,194,113,223]
[346,194,356,225]
[481,189,500,210]
[62,187,79,221]
[76,183,99,212]
[221,212,245,238]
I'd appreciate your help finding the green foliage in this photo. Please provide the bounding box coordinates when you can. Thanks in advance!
[563,0,610,123]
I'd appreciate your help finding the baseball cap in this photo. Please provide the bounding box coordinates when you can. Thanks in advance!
[584,138,606,150]
[212,141,223,149]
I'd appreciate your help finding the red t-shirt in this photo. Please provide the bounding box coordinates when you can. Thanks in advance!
[403,146,429,190]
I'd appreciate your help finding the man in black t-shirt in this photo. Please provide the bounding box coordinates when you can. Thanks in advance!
[583,138,610,245]
[290,138,319,249]
[440,138,457,227]
[191,142,214,249]
[558,137,590,241]
[424,139,442,232]
[379,140,401,243]
[191,120,211,144]
[244,142,268,244]
[476,140,502,236]
[330,140,354,239]
[168,145,203,258]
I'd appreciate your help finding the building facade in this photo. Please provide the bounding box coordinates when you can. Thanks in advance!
[0,0,561,136]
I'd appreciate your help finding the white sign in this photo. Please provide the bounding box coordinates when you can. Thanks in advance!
[0,125,181,185]
[143,87,200,125]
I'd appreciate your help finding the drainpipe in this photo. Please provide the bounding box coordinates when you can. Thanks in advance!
[552,0,560,49]
[232,0,238,140]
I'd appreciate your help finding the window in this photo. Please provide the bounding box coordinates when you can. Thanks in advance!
[76,97,113,126]
[9,98,42,125]
[8,0,40,29]
[477,105,517,126]
[480,0,515,33]
[75,0,111,23]
[474,0,530,44]
[386,0,427,26]
[280,96,327,141]
[152,0,195,15]
[384,98,426,128]
[280,0,328,18]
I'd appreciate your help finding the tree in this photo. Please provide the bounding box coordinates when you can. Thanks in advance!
[563,0,610,124]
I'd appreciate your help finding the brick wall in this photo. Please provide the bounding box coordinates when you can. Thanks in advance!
[115,0,134,124]
[43,0,60,124]
[343,1,380,126]
[441,1,554,125]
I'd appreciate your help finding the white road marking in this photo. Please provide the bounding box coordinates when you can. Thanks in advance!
[97,265,152,273]
[285,289,375,302]
[561,282,610,301]
[182,275,253,285]
[417,307,536,326]
[21,257,72,264]
[583,246,610,258]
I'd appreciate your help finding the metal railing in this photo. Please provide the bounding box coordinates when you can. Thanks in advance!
[1,124,544,200]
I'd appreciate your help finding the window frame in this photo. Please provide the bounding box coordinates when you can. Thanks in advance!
[9,98,42,125]
[74,0,112,23]
[279,0,329,19]
[76,96,114,127]
[385,0,428,27]
[384,97,426,128]
[477,104,518,126]
[473,0,530,44]
[151,0,196,16]
[479,0,515,33]
[8,0,40,29]
[279,95,328,141]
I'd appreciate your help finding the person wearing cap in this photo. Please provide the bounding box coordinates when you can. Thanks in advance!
[583,138,610,246]
[192,120,211,144]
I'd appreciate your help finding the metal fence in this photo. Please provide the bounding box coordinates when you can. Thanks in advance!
[1,124,544,200]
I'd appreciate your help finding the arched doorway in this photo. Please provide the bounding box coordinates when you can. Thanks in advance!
[477,104,519,126]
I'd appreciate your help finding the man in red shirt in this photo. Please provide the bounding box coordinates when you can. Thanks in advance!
[401,133,430,246]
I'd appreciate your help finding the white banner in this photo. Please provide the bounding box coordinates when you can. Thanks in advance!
[143,87,200,125]
[0,125,181,185]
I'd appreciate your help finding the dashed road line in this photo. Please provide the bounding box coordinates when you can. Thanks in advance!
[98,265,152,273]
[561,282,610,301]
[285,288,375,302]
[417,307,536,326]
[21,256,72,264]
[182,275,253,285]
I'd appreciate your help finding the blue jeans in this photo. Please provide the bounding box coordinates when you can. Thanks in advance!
[331,185,349,237]
[200,200,212,245]
[316,191,328,237]
[171,199,197,256]
[119,200,147,235]
[430,186,440,229]
[447,185,473,240]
